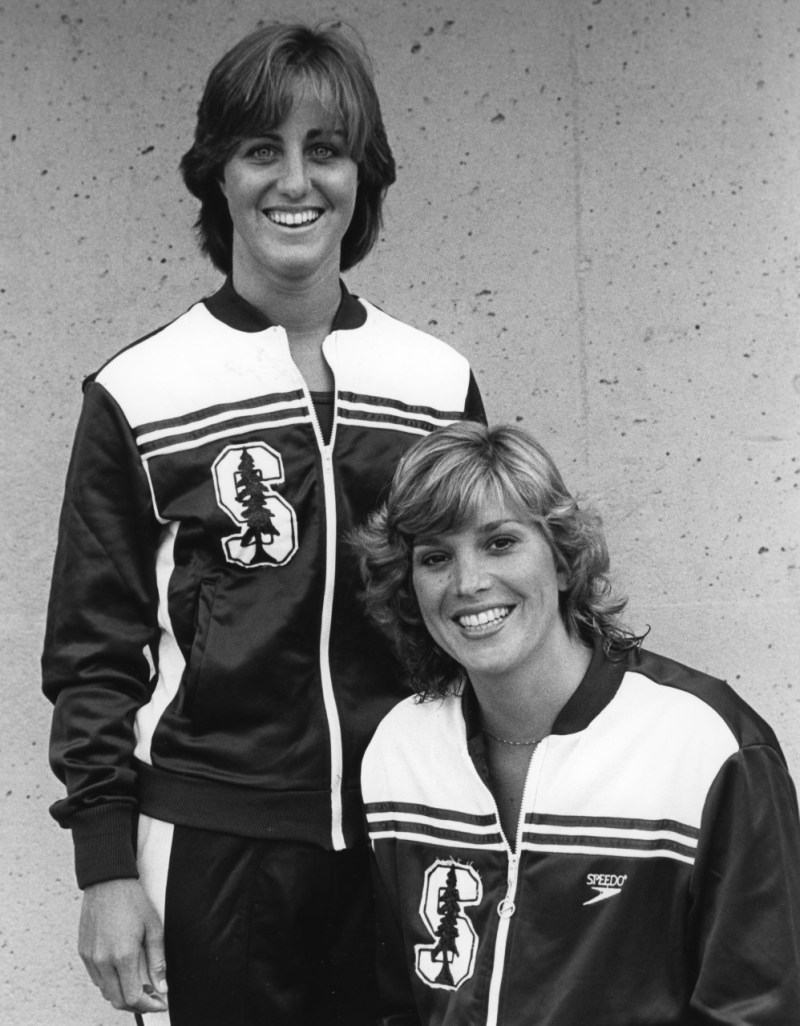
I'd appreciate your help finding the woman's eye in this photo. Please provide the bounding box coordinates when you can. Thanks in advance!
[247,144,276,160]
[309,144,335,159]
[416,551,448,568]
[488,535,515,552]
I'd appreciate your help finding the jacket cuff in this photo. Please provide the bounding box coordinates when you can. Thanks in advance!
[70,804,139,889]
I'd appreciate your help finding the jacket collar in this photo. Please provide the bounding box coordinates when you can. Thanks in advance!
[463,637,628,752]
[202,277,367,333]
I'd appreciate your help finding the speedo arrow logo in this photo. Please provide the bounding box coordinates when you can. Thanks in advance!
[583,886,621,905]
[583,873,627,906]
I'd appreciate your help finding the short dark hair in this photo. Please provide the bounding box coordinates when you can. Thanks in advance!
[352,422,640,699]
[180,22,396,274]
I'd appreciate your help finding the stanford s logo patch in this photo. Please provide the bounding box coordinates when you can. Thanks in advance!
[415,860,482,992]
[212,442,298,568]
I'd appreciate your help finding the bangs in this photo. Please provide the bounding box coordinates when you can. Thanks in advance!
[396,464,536,542]
[222,58,369,159]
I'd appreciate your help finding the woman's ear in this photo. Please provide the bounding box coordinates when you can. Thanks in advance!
[557,569,569,592]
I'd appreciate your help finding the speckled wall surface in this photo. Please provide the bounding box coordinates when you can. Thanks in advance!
[2,0,798,1020]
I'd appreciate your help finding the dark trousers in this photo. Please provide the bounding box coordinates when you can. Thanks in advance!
[137,826,377,1026]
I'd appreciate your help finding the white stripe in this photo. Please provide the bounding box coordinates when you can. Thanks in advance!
[140,414,309,460]
[143,458,169,525]
[366,810,501,835]
[134,523,184,764]
[338,416,432,437]
[521,840,696,865]
[338,399,460,426]
[368,830,695,862]
[486,914,510,1026]
[137,398,307,445]
[368,828,506,851]
[524,823,698,848]
[137,815,174,1025]
[317,440,345,850]
[486,852,520,1026]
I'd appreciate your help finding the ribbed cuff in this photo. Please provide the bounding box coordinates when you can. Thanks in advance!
[70,803,138,889]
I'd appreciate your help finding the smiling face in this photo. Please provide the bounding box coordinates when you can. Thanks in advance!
[411,495,573,692]
[219,89,358,289]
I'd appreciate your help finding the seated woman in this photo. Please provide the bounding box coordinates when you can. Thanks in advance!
[353,421,800,1026]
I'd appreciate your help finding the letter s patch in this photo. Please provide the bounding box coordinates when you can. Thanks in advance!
[415,860,482,991]
[212,442,298,568]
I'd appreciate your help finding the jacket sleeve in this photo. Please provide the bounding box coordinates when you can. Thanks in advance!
[42,379,160,889]
[464,371,487,425]
[688,743,800,1022]
[371,850,421,1026]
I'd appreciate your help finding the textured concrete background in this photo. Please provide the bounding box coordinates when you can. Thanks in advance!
[2,0,798,1022]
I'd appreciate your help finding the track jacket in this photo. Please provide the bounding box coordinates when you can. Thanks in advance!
[42,280,484,889]
[362,643,800,1025]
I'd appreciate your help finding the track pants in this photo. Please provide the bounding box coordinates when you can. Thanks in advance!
[135,816,378,1026]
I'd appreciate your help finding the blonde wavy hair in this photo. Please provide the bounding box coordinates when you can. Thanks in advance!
[351,422,641,699]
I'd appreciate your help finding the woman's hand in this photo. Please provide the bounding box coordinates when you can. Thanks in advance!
[78,878,168,1013]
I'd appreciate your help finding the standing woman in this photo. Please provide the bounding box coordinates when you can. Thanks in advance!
[42,23,484,1026]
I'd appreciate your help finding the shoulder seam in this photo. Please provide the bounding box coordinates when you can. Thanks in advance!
[93,301,201,378]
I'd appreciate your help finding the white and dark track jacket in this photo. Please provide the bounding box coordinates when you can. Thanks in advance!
[362,643,800,1025]
[42,280,484,889]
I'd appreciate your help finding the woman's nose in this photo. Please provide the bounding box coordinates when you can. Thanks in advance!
[277,151,309,197]
[453,554,489,596]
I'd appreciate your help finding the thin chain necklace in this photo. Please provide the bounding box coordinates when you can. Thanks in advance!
[482,728,541,747]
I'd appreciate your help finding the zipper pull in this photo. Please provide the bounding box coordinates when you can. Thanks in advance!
[497,851,519,919]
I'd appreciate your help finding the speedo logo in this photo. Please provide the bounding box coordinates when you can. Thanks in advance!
[583,872,628,906]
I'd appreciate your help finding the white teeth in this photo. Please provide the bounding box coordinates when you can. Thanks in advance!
[457,607,511,631]
[266,209,321,226]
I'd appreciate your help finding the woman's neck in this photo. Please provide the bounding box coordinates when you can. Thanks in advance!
[230,262,341,391]
[473,635,592,743]
[231,261,342,341]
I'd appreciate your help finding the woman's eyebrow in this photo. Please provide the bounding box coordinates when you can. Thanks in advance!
[413,534,445,548]
[305,126,347,140]
[477,518,523,532]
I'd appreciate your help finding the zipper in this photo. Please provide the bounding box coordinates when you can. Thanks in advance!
[496,850,520,920]
[485,740,545,1026]
[317,441,345,848]
[294,331,346,849]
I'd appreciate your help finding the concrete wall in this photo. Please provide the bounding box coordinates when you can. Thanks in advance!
[2,0,798,1021]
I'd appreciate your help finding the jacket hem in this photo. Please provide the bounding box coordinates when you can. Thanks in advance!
[138,761,365,848]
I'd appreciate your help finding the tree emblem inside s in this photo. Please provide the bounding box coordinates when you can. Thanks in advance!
[212,442,298,568]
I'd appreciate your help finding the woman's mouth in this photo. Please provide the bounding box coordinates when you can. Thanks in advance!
[265,209,322,227]
[456,606,512,633]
